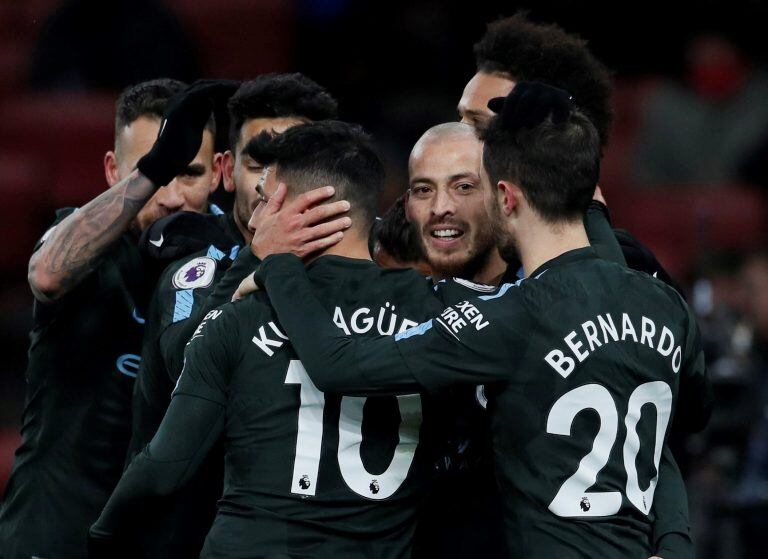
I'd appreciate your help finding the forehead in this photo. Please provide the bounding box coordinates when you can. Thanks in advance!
[409,136,482,182]
[117,115,160,154]
[459,72,516,112]
[238,117,307,149]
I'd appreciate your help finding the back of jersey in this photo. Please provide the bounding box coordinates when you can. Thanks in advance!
[485,254,705,558]
[196,256,442,559]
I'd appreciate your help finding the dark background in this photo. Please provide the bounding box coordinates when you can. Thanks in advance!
[1,1,768,556]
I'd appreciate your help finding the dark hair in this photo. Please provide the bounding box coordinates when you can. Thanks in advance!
[228,73,338,150]
[480,109,600,222]
[246,121,384,226]
[370,195,424,263]
[115,78,186,133]
[474,13,613,147]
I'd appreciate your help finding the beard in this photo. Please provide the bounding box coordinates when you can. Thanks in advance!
[417,217,496,280]
[488,196,519,265]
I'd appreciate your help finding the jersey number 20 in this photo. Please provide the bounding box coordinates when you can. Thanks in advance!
[285,360,421,501]
[547,381,672,517]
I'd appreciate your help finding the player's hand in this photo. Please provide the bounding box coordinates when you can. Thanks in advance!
[593,185,607,205]
[137,79,240,187]
[487,81,574,131]
[249,183,351,260]
[232,272,259,302]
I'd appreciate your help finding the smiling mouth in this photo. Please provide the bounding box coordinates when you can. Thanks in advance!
[430,228,464,240]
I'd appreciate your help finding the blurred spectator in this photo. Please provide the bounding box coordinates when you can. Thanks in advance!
[28,0,198,91]
[633,34,768,186]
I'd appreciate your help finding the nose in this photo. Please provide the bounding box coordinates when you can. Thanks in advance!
[156,180,185,212]
[431,186,456,218]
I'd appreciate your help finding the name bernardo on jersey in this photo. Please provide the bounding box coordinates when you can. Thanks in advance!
[545,312,683,378]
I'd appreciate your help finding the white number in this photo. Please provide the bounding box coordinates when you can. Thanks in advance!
[623,381,672,514]
[285,360,325,496]
[547,384,622,516]
[547,381,672,518]
[285,360,421,499]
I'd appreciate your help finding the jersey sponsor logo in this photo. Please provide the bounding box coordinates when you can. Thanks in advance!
[149,233,164,247]
[544,312,683,378]
[435,300,490,338]
[172,256,217,290]
[188,310,223,343]
[332,303,419,336]
[116,354,141,378]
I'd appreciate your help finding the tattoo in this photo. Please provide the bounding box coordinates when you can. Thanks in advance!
[30,171,156,298]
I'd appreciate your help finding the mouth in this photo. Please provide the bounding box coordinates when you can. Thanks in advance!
[428,226,465,245]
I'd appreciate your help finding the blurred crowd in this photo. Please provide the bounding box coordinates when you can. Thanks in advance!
[1,1,767,557]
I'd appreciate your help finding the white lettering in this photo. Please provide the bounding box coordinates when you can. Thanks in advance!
[398,319,418,334]
[621,313,638,342]
[672,347,682,373]
[597,314,619,343]
[582,320,602,352]
[656,327,675,357]
[565,331,589,362]
[252,323,285,357]
[640,317,656,348]
[351,308,374,334]
[545,349,576,378]
[469,314,489,330]
[333,306,351,335]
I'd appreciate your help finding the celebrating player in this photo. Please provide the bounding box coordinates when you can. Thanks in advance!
[0,78,233,559]
[127,73,338,557]
[246,84,713,558]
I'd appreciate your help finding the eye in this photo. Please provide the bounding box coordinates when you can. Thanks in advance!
[455,182,476,193]
[410,185,433,198]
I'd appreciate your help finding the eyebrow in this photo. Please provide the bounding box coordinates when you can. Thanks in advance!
[184,163,206,175]
[410,172,479,186]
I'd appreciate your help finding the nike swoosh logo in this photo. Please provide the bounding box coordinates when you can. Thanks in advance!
[149,234,164,247]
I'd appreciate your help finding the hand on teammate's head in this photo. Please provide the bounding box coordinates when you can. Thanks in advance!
[248,184,351,261]
[487,81,575,132]
[137,79,240,187]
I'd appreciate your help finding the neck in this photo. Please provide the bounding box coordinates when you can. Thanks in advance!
[517,218,590,277]
[234,213,253,245]
[472,248,508,285]
[308,227,372,263]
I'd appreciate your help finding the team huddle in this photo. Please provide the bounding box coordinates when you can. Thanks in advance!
[0,13,711,559]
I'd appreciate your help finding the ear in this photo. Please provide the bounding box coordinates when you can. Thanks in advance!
[210,152,224,194]
[497,180,521,216]
[104,151,120,187]
[221,150,235,193]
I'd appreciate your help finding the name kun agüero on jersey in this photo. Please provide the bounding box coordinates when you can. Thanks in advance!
[251,303,420,357]
[544,311,684,378]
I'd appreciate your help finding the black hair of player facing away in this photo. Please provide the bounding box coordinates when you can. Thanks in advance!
[227,73,339,151]
[480,108,600,223]
[369,194,425,263]
[114,78,186,135]
[245,120,385,228]
[474,12,613,148]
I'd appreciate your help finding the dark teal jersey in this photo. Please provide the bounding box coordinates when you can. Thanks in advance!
[252,249,712,559]
[0,208,151,559]
[129,211,248,558]
[91,257,446,559]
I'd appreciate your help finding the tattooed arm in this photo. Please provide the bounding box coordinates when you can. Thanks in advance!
[28,170,155,302]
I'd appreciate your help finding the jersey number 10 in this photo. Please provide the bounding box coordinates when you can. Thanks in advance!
[547,381,672,518]
[285,360,421,501]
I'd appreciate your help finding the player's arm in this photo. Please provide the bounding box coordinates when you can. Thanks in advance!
[584,199,627,266]
[255,253,516,395]
[650,446,694,559]
[89,305,238,550]
[28,80,237,303]
[675,304,713,433]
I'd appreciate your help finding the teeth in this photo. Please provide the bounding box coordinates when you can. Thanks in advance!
[433,229,461,238]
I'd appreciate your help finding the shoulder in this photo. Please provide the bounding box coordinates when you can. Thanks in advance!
[139,211,240,263]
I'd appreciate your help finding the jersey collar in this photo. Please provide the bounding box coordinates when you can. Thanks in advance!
[528,246,599,279]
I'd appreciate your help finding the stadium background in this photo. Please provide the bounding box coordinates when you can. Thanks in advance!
[1,1,767,556]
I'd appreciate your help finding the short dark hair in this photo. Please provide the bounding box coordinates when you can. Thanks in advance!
[474,13,613,147]
[114,78,186,134]
[480,109,600,222]
[228,73,338,150]
[371,195,424,263]
[246,121,384,227]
